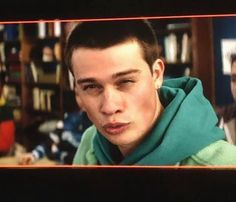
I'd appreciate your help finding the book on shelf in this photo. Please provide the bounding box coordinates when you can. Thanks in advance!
[164,32,191,64]
[30,62,38,82]
[38,22,46,39]
[54,42,61,61]
[33,87,40,110]
[32,87,55,112]
[39,90,46,111]
[2,84,21,107]
[166,22,190,30]
[181,33,191,63]
[164,33,178,63]
[0,42,5,63]
[6,61,21,82]
[53,21,61,37]
[0,42,6,80]
[38,21,61,39]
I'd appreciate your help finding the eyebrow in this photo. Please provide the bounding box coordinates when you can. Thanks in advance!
[76,69,141,85]
[112,69,141,79]
[77,78,97,85]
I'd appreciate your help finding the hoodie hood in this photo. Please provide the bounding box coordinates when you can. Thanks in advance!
[93,77,225,165]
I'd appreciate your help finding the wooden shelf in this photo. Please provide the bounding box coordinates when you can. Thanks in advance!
[25,108,61,117]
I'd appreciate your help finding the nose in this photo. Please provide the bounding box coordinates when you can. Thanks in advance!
[100,87,123,115]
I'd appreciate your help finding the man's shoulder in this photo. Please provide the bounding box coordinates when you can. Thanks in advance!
[77,125,97,151]
[82,125,97,140]
[181,140,236,166]
[72,125,98,165]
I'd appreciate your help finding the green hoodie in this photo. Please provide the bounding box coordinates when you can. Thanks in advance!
[73,77,236,166]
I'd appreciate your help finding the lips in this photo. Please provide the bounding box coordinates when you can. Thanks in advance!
[103,122,130,135]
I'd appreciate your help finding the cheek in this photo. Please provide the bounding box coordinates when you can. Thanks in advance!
[130,81,157,114]
[78,96,100,122]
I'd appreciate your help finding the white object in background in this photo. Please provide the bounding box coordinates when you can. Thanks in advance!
[46,90,54,112]
[38,22,46,39]
[40,90,46,111]
[30,62,38,82]
[181,33,191,63]
[56,64,61,84]
[165,33,177,63]
[54,21,61,37]
[221,39,236,75]
[33,87,40,110]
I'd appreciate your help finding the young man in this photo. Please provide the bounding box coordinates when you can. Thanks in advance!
[65,19,236,165]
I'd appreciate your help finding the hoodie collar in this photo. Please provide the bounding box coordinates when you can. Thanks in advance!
[94,77,225,165]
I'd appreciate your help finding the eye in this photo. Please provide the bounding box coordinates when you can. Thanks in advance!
[81,83,103,95]
[83,84,99,90]
[116,79,136,89]
[121,79,134,83]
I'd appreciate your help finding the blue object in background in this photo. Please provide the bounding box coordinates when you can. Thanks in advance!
[4,24,19,41]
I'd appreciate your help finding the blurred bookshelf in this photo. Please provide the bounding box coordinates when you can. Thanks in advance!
[0,21,78,148]
[150,18,192,79]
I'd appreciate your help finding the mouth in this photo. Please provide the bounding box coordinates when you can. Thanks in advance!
[103,122,130,135]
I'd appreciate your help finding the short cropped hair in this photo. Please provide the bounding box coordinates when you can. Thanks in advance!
[64,19,159,74]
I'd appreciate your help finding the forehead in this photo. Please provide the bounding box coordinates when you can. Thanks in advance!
[72,40,142,59]
[71,41,148,75]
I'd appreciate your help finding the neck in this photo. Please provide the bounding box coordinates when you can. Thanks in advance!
[118,145,133,157]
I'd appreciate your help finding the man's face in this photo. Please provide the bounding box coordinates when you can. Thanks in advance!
[231,61,236,101]
[71,41,164,155]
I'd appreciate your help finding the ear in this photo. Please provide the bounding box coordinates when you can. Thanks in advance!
[152,59,165,89]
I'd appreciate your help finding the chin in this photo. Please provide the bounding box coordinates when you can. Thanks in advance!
[110,136,138,147]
